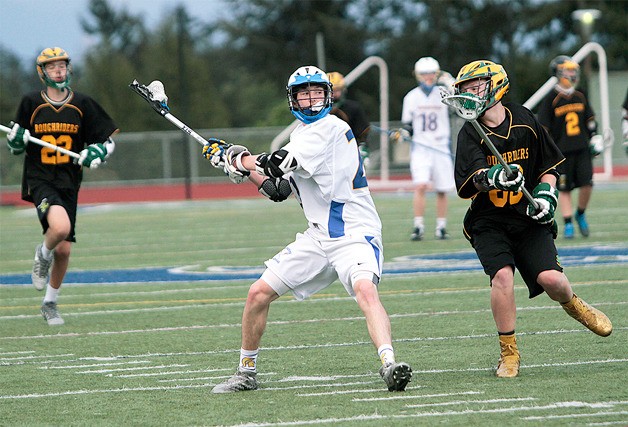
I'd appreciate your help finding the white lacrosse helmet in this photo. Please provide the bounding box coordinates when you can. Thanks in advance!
[414,57,440,84]
[286,66,332,124]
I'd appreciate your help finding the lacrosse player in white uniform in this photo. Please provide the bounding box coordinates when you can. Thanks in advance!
[393,57,456,241]
[207,66,412,393]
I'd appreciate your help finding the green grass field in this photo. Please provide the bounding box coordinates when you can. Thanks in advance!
[1,182,627,426]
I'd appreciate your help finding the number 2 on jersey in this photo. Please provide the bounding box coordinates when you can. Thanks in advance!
[40,135,73,164]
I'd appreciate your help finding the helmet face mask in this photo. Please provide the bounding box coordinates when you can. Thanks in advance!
[37,47,72,90]
[453,60,509,114]
[550,55,580,88]
[287,66,332,124]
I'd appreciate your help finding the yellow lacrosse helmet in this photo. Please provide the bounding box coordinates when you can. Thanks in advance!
[327,72,346,91]
[453,60,509,112]
[550,55,580,88]
[36,47,72,89]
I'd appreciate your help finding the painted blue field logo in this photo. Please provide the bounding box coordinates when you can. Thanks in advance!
[1,244,626,285]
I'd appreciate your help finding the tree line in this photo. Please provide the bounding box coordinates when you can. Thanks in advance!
[0,0,626,136]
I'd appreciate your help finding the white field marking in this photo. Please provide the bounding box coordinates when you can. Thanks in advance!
[0,353,74,361]
[157,372,280,383]
[0,383,213,400]
[3,285,252,303]
[354,390,483,402]
[261,381,378,392]
[279,374,375,382]
[0,350,35,356]
[39,360,150,369]
[117,367,233,378]
[75,364,189,374]
[405,397,537,408]
[3,287,625,322]
[586,420,628,426]
[224,402,628,426]
[413,358,628,374]
[2,302,626,340]
[297,386,426,397]
[524,410,628,420]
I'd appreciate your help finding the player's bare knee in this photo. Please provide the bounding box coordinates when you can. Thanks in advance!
[491,266,514,289]
[537,270,568,291]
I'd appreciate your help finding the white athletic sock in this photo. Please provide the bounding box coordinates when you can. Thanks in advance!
[413,216,424,229]
[239,348,259,373]
[378,344,395,366]
[436,218,447,230]
[43,284,59,303]
[41,243,54,260]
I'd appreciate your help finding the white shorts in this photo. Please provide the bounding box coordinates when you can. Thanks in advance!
[262,229,383,301]
[410,146,455,192]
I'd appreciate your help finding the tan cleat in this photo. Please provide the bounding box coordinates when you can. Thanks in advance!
[496,334,520,378]
[561,293,612,337]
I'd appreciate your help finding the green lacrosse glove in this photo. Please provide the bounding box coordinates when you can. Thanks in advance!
[589,134,604,156]
[79,143,108,169]
[487,164,524,192]
[526,183,558,224]
[358,142,370,167]
[6,122,30,155]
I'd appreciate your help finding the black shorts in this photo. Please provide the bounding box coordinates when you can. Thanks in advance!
[470,215,563,298]
[29,183,78,242]
[557,148,593,191]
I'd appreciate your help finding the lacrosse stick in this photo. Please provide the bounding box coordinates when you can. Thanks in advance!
[129,79,227,148]
[0,123,80,160]
[370,124,454,159]
[441,93,538,209]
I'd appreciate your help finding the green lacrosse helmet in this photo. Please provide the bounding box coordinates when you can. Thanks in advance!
[453,60,509,113]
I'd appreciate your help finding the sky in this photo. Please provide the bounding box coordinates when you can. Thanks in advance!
[0,0,227,68]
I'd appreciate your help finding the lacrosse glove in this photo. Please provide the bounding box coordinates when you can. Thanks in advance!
[589,134,604,156]
[390,128,411,144]
[79,143,108,169]
[223,144,250,184]
[202,138,230,168]
[359,143,370,168]
[526,182,558,224]
[6,122,29,155]
[487,164,524,192]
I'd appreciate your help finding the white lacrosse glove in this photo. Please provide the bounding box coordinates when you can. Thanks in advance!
[487,163,524,192]
[223,144,250,184]
[526,183,558,224]
[589,134,604,156]
[202,138,230,168]
[390,128,410,144]
[6,122,30,155]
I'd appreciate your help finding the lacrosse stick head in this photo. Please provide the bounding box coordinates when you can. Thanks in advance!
[129,79,170,113]
[441,93,487,120]
[147,80,168,104]
[451,60,509,116]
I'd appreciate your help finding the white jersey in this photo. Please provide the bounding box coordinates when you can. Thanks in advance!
[401,85,451,149]
[284,114,382,240]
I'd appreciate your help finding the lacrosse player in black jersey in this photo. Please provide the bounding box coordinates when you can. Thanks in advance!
[452,60,612,378]
[537,56,604,239]
[6,47,118,325]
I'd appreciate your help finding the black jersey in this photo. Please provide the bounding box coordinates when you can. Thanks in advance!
[455,102,564,220]
[15,90,117,201]
[330,98,370,143]
[536,88,596,154]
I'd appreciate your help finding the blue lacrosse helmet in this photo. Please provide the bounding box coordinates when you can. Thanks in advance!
[286,66,332,124]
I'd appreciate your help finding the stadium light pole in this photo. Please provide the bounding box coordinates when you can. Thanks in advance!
[571,9,601,84]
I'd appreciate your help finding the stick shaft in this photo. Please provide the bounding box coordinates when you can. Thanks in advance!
[163,113,211,146]
[0,124,81,159]
[469,120,538,209]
